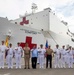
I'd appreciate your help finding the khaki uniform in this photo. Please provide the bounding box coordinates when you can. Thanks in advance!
[46,49,53,68]
[46,49,53,55]
[24,47,30,68]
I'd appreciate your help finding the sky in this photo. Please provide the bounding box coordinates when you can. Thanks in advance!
[0,0,74,32]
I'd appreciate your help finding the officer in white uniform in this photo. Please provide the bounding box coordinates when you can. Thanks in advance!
[68,46,73,68]
[54,45,60,68]
[14,42,23,69]
[60,45,66,68]
[72,48,74,64]
[0,41,7,69]
[7,43,14,69]
[37,47,40,64]
[38,44,46,69]
[65,48,70,67]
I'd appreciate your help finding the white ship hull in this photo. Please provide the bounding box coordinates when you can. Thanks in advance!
[0,17,74,49]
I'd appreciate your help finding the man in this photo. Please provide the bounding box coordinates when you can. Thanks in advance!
[0,41,7,69]
[7,43,14,69]
[46,45,53,68]
[14,42,23,69]
[68,46,73,68]
[37,47,40,64]
[54,44,60,68]
[72,48,74,64]
[38,44,46,69]
[23,43,30,69]
[31,45,38,69]
[60,45,66,68]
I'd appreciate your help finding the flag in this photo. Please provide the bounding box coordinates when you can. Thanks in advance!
[5,37,9,47]
[45,40,48,49]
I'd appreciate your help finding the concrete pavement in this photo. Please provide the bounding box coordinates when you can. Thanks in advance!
[0,58,74,75]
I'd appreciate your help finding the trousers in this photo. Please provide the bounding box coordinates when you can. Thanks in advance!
[31,57,37,69]
[15,54,21,68]
[39,55,45,68]
[46,55,52,68]
[0,53,5,68]
[24,55,30,68]
[8,55,13,68]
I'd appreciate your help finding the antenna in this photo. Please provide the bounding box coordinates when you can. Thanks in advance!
[31,3,38,14]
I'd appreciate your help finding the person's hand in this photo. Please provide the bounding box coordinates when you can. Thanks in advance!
[15,48,18,50]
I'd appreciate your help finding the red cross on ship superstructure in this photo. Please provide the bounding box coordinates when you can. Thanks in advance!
[20,17,29,25]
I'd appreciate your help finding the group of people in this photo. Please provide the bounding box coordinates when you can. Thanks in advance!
[53,45,74,68]
[0,40,74,69]
[0,41,23,69]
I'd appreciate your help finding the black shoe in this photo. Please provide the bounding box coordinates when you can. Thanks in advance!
[28,67,30,69]
[24,67,26,69]
[33,68,36,69]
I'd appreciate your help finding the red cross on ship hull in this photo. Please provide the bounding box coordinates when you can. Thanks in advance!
[20,36,37,49]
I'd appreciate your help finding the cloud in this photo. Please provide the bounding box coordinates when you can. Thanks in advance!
[56,1,74,17]
[0,0,33,19]
[54,0,74,26]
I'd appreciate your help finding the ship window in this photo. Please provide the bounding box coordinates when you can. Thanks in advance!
[41,29,43,31]
[15,22,17,24]
[71,38,74,42]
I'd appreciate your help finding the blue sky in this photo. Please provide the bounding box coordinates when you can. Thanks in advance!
[0,0,74,32]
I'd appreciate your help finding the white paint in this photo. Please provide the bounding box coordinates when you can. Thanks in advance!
[0,73,10,75]
[0,8,74,50]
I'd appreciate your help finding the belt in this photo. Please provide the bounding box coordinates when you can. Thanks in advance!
[18,53,20,54]
[47,54,52,55]
[1,51,4,53]
[9,54,12,55]
[61,54,65,55]
[25,53,29,55]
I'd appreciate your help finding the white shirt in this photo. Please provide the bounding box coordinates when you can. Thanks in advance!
[14,46,22,56]
[38,48,46,57]
[54,48,60,55]
[60,48,66,56]
[8,47,14,55]
[65,50,69,56]
[0,45,7,54]
[68,50,73,56]
[54,48,60,57]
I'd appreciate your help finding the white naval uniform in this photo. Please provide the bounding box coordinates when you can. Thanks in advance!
[72,50,74,63]
[7,47,14,68]
[54,48,60,68]
[14,46,23,68]
[60,48,66,68]
[68,50,73,68]
[37,49,40,64]
[0,45,7,68]
[38,48,46,68]
[65,50,69,65]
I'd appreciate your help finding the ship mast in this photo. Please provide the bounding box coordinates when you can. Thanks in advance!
[31,3,38,14]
